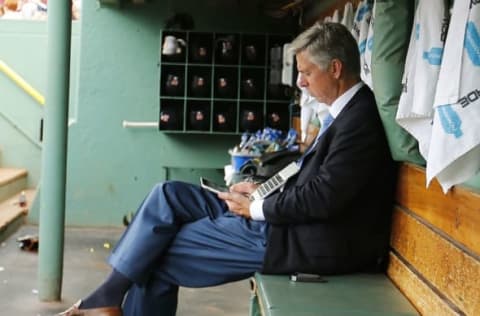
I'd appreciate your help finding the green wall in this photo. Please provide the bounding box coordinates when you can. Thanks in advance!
[47,0,293,226]
[0,21,80,188]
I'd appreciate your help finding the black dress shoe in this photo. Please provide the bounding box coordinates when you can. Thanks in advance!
[57,300,122,316]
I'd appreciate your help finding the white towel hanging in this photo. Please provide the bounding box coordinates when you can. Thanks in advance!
[396,0,447,160]
[360,1,374,88]
[427,0,480,192]
[341,2,355,30]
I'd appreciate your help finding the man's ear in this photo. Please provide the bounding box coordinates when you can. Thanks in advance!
[330,59,343,79]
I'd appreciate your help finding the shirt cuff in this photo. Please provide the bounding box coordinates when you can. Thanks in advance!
[250,199,265,221]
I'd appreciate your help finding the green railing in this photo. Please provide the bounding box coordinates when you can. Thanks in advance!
[0,59,43,148]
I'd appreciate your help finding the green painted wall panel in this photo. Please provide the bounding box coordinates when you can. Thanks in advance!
[0,21,80,189]
[0,21,46,189]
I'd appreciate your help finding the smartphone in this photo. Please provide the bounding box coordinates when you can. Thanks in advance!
[289,273,327,283]
[200,177,228,194]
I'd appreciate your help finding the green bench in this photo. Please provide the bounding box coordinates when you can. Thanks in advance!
[249,273,418,316]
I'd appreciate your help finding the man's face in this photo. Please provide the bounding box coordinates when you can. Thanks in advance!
[296,51,338,105]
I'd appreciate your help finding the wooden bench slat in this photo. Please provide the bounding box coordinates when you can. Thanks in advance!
[391,207,480,315]
[396,163,480,257]
[387,252,458,316]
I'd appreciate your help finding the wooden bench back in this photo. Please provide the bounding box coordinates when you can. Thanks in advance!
[387,163,480,315]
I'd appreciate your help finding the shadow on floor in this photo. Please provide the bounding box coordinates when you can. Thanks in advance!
[0,225,251,316]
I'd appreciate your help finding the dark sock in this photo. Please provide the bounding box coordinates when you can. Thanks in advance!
[79,269,133,309]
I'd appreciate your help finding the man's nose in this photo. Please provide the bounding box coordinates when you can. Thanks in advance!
[297,76,307,87]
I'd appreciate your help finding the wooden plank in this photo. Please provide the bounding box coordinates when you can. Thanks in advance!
[387,252,457,316]
[396,163,480,257]
[0,168,27,186]
[390,207,480,315]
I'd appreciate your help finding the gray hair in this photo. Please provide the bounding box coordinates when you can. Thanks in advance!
[289,22,360,78]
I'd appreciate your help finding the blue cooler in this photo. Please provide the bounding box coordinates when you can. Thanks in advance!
[230,151,260,173]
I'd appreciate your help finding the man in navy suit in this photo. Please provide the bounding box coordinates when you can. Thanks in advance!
[59,22,396,316]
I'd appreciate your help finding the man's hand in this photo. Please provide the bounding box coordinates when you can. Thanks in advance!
[217,181,259,219]
[230,181,258,195]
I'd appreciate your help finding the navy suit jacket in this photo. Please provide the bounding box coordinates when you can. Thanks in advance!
[262,85,397,274]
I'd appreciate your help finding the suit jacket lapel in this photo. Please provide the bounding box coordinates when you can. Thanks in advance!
[302,86,369,160]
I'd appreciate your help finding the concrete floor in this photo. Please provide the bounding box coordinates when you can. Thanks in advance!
[0,225,251,316]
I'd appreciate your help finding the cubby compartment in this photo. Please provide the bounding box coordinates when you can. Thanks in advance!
[188,32,214,64]
[161,31,187,63]
[213,66,238,99]
[160,65,185,97]
[240,102,264,133]
[267,83,294,101]
[267,34,292,86]
[187,66,212,98]
[214,33,240,65]
[267,34,292,64]
[159,99,184,131]
[240,68,265,100]
[241,34,266,66]
[159,31,293,134]
[266,102,290,132]
[213,101,237,132]
[186,101,211,131]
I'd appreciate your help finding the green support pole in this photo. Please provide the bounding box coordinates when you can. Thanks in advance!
[37,0,72,301]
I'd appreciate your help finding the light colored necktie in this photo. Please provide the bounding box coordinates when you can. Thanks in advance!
[297,113,334,167]
[319,113,334,135]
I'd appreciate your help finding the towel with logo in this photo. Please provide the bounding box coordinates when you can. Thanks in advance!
[361,1,375,88]
[351,0,369,42]
[427,0,480,192]
[396,0,448,159]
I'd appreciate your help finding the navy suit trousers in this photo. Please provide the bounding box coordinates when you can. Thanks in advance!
[108,181,268,315]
